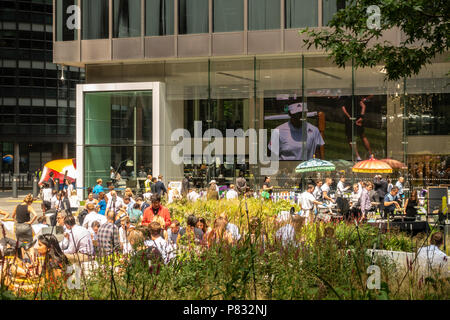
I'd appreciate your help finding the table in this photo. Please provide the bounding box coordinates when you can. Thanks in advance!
[367,220,429,236]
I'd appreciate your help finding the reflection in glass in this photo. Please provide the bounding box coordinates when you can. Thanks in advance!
[322,0,346,26]
[213,0,244,32]
[248,0,280,31]
[179,0,209,34]
[82,0,109,39]
[113,0,141,38]
[285,0,318,28]
[146,0,174,36]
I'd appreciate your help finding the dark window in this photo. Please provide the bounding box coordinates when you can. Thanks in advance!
[213,0,244,33]
[248,0,280,31]
[145,0,174,36]
[286,0,318,28]
[178,0,209,35]
[113,0,141,38]
[82,0,109,40]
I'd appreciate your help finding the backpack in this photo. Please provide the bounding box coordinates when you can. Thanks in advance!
[78,208,88,226]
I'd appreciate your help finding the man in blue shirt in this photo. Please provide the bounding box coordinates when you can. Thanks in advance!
[383,186,401,219]
[269,103,325,160]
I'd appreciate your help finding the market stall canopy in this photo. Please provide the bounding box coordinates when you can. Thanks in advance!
[295,158,336,173]
[38,158,77,186]
[352,155,392,173]
[380,158,408,170]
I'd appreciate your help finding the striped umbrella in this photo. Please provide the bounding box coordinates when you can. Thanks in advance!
[380,158,408,170]
[295,158,336,173]
[352,155,392,173]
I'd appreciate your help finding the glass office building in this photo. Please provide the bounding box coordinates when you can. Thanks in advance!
[53,0,449,192]
[1,0,84,177]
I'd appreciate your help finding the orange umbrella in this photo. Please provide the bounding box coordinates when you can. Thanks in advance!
[352,155,392,173]
[380,158,407,170]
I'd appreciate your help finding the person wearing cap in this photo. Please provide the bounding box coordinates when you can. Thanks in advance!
[209,180,219,193]
[269,103,324,160]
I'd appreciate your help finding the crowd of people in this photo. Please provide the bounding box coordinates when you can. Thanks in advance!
[0,171,447,293]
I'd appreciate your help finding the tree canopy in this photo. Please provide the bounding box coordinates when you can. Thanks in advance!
[300,0,449,80]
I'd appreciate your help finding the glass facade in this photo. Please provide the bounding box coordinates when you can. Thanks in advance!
[213,0,244,33]
[82,0,109,40]
[82,55,450,189]
[55,0,347,41]
[178,0,209,35]
[285,0,318,28]
[145,0,174,36]
[249,0,280,31]
[84,91,153,189]
[113,0,141,38]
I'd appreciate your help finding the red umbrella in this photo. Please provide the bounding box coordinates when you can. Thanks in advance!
[380,158,408,170]
[352,155,393,173]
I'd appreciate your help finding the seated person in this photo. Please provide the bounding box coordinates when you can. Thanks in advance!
[177,215,204,246]
[417,232,448,276]
[383,186,401,219]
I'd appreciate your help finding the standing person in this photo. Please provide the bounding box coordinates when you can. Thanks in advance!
[187,188,200,202]
[123,196,135,213]
[150,177,158,194]
[82,203,107,231]
[85,193,98,206]
[144,175,153,193]
[141,194,171,229]
[387,178,393,194]
[128,203,143,224]
[96,192,107,216]
[119,216,133,254]
[261,176,273,200]
[144,222,176,264]
[226,184,238,200]
[93,179,104,195]
[55,191,71,215]
[359,183,373,221]
[105,191,124,217]
[12,194,37,244]
[135,197,150,213]
[154,175,167,196]
[383,186,401,219]
[404,189,418,218]
[235,172,247,196]
[340,95,372,161]
[62,215,94,264]
[47,172,55,190]
[349,183,361,219]
[68,190,79,215]
[181,175,190,197]
[300,184,323,223]
[41,182,53,213]
[313,180,323,201]
[97,211,120,256]
[167,220,181,245]
[177,215,204,245]
[321,177,335,204]
[336,176,350,197]
[373,175,388,212]
[395,176,405,199]
[206,183,219,201]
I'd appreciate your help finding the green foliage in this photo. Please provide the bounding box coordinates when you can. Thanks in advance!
[300,0,450,80]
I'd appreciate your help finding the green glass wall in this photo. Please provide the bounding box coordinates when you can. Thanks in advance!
[249,0,280,31]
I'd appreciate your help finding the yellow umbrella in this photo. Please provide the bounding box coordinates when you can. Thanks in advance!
[352,155,392,173]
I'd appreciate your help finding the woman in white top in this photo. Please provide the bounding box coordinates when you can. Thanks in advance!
[68,190,79,214]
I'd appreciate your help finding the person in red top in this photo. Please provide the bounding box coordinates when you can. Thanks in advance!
[142,194,171,229]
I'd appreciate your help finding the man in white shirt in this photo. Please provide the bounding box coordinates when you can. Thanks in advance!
[145,221,175,264]
[41,182,53,212]
[50,192,58,210]
[82,203,107,232]
[220,213,241,242]
[187,188,200,202]
[226,185,239,200]
[106,191,124,216]
[395,177,405,198]
[357,180,365,199]
[301,184,323,223]
[313,180,323,201]
[336,176,350,197]
[417,232,448,276]
[321,177,335,204]
[123,196,135,212]
[63,215,94,264]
